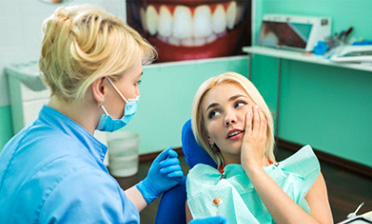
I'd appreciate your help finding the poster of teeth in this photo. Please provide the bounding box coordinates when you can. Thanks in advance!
[126,0,252,63]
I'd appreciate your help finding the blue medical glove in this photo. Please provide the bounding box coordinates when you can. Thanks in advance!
[136,147,184,204]
[189,216,231,224]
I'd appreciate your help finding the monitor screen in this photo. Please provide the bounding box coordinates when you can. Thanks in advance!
[257,21,313,49]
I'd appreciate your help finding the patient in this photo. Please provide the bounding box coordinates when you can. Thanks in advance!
[185,72,333,223]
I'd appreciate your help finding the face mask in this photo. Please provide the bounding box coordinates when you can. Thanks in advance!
[96,77,140,132]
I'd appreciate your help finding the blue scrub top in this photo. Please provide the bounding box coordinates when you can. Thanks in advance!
[0,105,139,223]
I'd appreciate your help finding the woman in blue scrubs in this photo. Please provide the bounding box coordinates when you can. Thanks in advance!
[0,5,228,224]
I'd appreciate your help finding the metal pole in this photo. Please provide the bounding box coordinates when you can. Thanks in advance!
[275,58,282,138]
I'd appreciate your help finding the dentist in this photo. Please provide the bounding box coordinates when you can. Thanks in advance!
[0,5,228,224]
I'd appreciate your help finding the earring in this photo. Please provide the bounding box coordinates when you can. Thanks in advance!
[98,101,103,107]
[211,143,220,152]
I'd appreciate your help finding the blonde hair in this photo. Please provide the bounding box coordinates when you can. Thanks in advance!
[191,72,275,167]
[39,5,157,102]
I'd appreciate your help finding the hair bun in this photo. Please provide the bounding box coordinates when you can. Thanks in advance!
[55,8,71,22]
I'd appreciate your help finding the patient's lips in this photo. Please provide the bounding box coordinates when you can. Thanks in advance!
[128,0,250,62]
[226,128,244,140]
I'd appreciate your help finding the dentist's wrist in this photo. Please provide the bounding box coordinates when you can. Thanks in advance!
[136,179,160,204]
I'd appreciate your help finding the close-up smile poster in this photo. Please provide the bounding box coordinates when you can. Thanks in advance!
[126,0,252,62]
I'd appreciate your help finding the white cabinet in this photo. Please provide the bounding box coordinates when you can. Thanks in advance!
[6,61,50,134]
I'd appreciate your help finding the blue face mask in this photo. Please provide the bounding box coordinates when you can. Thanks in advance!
[96,77,140,132]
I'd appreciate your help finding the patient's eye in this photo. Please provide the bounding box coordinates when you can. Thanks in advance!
[234,100,247,109]
[208,110,220,119]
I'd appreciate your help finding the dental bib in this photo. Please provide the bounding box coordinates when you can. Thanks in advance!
[186,145,320,224]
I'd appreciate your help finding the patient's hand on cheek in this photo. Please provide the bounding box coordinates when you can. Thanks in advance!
[241,105,267,173]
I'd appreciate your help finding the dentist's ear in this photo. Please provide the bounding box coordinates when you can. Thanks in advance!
[91,77,107,104]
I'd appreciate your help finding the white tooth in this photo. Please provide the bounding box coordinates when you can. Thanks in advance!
[168,36,181,46]
[140,7,147,31]
[181,38,194,46]
[226,1,237,30]
[206,33,217,43]
[194,37,206,46]
[146,5,158,36]
[230,131,240,137]
[212,4,227,34]
[193,5,212,38]
[217,30,227,38]
[158,6,172,37]
[173,6,192,39]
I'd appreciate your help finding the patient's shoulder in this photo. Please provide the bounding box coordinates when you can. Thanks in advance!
[274,145,320,179]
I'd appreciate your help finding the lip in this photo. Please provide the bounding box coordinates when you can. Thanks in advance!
[126,0,251,62]
[226,129,244,140]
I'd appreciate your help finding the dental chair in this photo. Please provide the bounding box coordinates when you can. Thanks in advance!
[154,119,217,224]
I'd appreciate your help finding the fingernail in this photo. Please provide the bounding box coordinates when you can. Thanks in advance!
[254,105,259,110]
[248,111,252,117]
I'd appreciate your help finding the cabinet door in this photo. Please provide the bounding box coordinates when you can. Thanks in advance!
[22,98,49,126]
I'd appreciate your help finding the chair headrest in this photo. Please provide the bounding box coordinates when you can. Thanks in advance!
[181,119,217,169]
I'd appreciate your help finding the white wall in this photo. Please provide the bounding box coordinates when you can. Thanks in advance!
[0,0,126,106]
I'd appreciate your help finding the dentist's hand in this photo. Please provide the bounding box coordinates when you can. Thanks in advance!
[189,216,231,224]
[136,147,183,204]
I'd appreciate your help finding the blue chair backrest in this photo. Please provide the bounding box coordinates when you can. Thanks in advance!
[182,119,217,169]
[154,119,217,224]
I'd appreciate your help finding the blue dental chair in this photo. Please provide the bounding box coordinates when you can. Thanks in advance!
[154,119,217,224]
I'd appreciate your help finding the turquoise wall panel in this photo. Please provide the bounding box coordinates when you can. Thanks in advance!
[0,106,13,150]
[279,61,372,167]
[250,54,279,113]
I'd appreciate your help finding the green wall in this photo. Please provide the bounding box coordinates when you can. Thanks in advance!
[252,0,372,167]
[0,106,13,149]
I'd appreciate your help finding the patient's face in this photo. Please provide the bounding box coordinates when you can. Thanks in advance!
[201,82,255,164]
